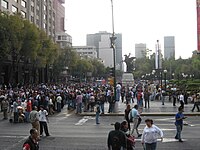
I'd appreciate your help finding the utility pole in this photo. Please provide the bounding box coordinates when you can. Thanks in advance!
[110,0,117,102]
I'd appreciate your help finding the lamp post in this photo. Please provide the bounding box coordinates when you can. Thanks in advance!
[110,0,117,101]
[164,69,167,91]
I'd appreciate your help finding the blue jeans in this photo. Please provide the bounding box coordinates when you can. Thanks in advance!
[76,103,82,113]
[100,103,104,113]
[25,111,30,122]
[145,142,157,150]
[175,125,183,140]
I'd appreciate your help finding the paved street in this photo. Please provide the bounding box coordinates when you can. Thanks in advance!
[0,101,200,150]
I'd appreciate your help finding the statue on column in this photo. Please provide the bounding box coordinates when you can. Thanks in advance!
[123,53,136,73]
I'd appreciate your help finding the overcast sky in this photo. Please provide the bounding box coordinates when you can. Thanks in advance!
[65,0,197,59]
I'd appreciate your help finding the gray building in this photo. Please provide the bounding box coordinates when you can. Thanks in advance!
[164,36,175,59]
[135,43,146,58]
[0,0,72,46]
[87,31,122,70]
[54,0,72,47]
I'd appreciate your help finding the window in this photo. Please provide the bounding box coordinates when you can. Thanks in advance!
[14,0,18,2]
[31,6,34,12]
[1,0,8,9]
[21,11,26,18]
[31,16,34,22]
[44,5,47,11]
[62,35,67,40]
[43,14,47,20]
[43,23,46,29]
[21,0,26,7]
[12,5,18,13]
[36,9,39,15]
[58,36,61,40]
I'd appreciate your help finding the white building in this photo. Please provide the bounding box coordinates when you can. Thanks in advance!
[56,32,72,48]
[87,31,122,69]
[73,46,97,59]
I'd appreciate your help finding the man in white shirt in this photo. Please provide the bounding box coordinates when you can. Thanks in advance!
[179,93,184,109]
[141,119,163,150]
[39,105,50,136]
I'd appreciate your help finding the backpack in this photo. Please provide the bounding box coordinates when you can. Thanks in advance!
[112,136,121,150]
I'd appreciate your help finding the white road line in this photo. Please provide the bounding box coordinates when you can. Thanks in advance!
[75,118,88,126]
[134,138,187,143]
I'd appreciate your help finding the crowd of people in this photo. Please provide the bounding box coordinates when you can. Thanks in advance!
[0,81,199,150]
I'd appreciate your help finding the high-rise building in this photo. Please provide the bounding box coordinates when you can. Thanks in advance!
[135,43,146,58]
[53,0,72,47]
[87,31,122,70]
[0,0,72,47]
[0,0,56,39]
[164,36,175,59]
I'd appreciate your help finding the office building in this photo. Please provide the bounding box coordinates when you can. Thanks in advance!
[135,43,146,58]
[73,46,97,59]
[0,0,56,38]
[164,36,175,59]
[54,0,72,47]
[87,31,122,70]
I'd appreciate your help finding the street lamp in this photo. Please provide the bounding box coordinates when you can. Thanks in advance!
[164,69,167,91]
[110,0,117,101]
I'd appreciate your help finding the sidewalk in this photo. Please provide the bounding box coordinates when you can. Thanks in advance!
[80,99,200,116]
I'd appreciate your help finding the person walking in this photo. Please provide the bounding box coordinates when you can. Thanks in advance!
[38,105,50,137]
[29,106,40,140]
[175,106,187,142]
[144,89,151,108]
[130,105,142,137]
[124,104,131,131]
[107,122,127,150]
[141,119,163,150]
[23,128,39,150]
[191,93,200,112]
[179,93,184,109]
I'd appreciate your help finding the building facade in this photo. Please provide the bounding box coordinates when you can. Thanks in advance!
[135,43,146,58]
[86,31,122,70]
[0,0,56,39]
[164,36,175,59]
[53,0,72,47]
[73,46,97,59]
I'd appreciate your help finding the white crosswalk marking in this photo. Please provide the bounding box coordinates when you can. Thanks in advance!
[75,116,95,125]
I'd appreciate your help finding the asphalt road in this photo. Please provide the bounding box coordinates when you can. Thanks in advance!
[0,110,200,150]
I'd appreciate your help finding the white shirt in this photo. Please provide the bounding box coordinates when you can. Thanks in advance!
[129,108,139,119]
[141,124,163,144]
[179,94,184,102]
[39,110,48,122]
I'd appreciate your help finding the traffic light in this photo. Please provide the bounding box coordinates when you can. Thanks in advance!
[109,67,115,77]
